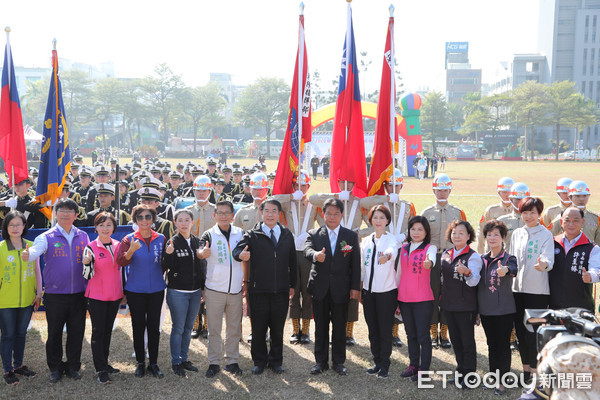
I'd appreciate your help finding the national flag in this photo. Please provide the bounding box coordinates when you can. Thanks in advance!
[330,2,367,197]
[367,15,399,196]
[0,31,28,187]
[273,10,312,195]
[35,47,70,219]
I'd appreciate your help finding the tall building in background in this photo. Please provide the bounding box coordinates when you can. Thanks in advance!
[444,42,482,104]
[539,0,600,147]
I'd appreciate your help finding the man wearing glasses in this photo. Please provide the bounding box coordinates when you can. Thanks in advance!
[198,201,245,378]
[21,198,91,383]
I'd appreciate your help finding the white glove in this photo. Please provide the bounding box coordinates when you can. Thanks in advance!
[292,190,303,201]
[338,190,350,201]
[395,232,407,244]
[388,193,399,204]
[5,197,17,208]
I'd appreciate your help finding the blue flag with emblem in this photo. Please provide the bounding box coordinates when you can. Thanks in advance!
[35,45,70,219]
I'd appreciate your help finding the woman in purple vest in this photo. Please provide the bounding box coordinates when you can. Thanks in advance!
[397,216,437,381]
[117,205,167,379]
[83,212,123,384]
[440,220,482,389]
[479,220,517,396]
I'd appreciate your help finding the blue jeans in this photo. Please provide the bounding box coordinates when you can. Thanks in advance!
[0,306,34,373]
[166,288,202,365]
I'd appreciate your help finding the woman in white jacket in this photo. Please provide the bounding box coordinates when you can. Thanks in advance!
[360,205,399,379]
[509,197,554,384]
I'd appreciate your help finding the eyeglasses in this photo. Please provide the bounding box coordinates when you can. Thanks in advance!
[216,212,233,216]
[8,224,24,228]
[136,214,153,221]
[324,213,341,218]
[56,209,75,215]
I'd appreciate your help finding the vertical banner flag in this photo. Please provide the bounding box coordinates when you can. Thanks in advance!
[330,2,367,197]
[367,12,399,196]
[0,29,28,187]
[36,44,71,218]
[273,5,312,195]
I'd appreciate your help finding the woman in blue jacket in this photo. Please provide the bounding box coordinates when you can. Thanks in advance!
[117,205,166,379]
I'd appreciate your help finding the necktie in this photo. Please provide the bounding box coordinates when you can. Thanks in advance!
[270,229,277,246]
[330,230,336,256]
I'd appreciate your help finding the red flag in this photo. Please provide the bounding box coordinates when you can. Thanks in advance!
[273,11,312,195]
[330,3,367,198]
[367,16,399,196]
[0,31,28,187]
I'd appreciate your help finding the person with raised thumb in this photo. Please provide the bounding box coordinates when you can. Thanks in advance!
[198,239,210,259]
[239,245,250,261]
[533,255,548,272]
[165,239,175,255]
[315,248,326,263]
[21,243,30,262]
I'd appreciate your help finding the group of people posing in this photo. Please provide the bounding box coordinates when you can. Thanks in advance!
[0,157,598,396]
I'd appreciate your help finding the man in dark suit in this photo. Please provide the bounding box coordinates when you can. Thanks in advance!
[304,198,361,376]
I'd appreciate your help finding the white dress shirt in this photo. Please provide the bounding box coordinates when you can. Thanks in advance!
[262,223,281,243]
[29,224,78,261]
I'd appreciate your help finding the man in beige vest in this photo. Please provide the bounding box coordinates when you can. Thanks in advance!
[360,168,415,347]
[185,175,216,339]
[421,174,466,349]
[476,177,514,254]
[270,170,319,345]
[550,180,600,245]
[309,179,368,345]
[498,182,530,250]
[541,177,573,230]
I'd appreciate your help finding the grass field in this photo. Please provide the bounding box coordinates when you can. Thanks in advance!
[2,159,598,399]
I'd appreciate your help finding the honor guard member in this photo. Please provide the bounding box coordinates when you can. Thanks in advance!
[476,177,515,254]
[230,168,245,197]
[310,155,320,180]
[74,168,94,204]
[0,177,7,197]
[550,181,600,245]
[128,170,149,209]
[181,167,194,190]
[164,171,184,203]
[221,165,236,197]
[497,182,530,249]
[309,178,369,345]
[270,170,319,345]
[161,167,171,188]
[360,168,415,347]
[86,183,131,226]
[541,177,573,229]
[86,165,111,212]
[59,182,87,228]
[118,180,133,214]
[214,178,230,203]
[117,167,129,187]
[0,178,35,227]
[141,177,173,222]
[233,176,254,205]
[137,187,175,239]
[185,175,217,237]
[28,168,38,194]
[421,173,466,349]
[183,175,217,340]
[109,167,117,183]
[73,154,83,165]
[206,158,219,179]
[175,162,184,174]
[321,154,330,178]
[70,163,81,186]
[149,165,162,181]
[233,173,270,232]
[266,173,276,197]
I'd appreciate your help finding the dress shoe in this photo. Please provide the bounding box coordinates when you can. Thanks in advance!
[106,365,120,374]
[97,371,111,384]
[172,364,186,378]
[332,364,347,376]
[201,329,208,339]
[224,363,243,376]
[205,364,220,378]
[366,365,380,375]
[134,362,146,378]
[299,334,311,344]
[49,370,62,383]
[66,368,81,380]
[440,338,452,349]
[191,329,201,339]
[147,364,164,379]
[181,361,198,372]
[392,337,403,347]
[310,364,328,375]
[270,365,285,374]
[290,333,300,344]
[251,365,264,375]
[345,336,356,346]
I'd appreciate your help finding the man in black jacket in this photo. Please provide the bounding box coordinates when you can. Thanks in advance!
[304,198,361,376]
[232,199,297,375]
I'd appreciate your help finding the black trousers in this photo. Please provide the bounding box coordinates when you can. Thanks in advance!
[481,313,514,377]
[513,292,548,368]
[88,298,121,372]
[312,290,348,366]
[445,310,477,375]
[248,292,288,367]
[44,292,87,372]
[399,300,434,370]
[430,253,447,325]
[125,290,164,365]
[362,289,397,369]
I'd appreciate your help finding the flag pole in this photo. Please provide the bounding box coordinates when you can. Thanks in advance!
[296,2,304,237]
[5,28,16,209]
[51,37,57,228]
[389,4,397,235]
[344,0,351,229]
